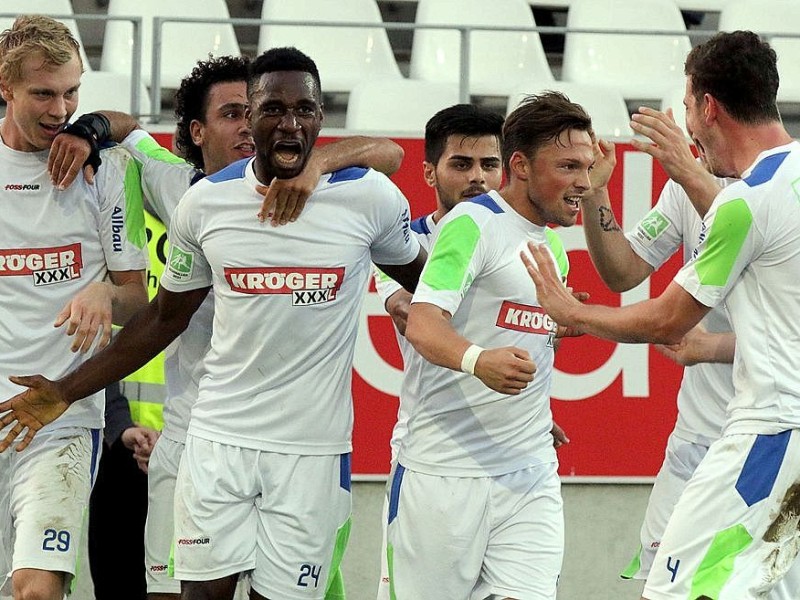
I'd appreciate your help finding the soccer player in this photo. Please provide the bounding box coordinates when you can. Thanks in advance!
[523,31,800,599]
[373,103,505,599]
[0,15,148,600]
[388,92,594,599]
[0,46,424,600]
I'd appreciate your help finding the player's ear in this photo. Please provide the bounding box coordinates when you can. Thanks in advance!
[508,150,531,181]
[423,161,436,189]
[189,119,204,146]
[0,81,13,102]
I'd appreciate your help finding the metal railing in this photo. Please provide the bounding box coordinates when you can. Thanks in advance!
[6,13,799,123]
[0,13,144,117]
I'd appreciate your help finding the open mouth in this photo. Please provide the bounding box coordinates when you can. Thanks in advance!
[234,141,255,155]
[564,196,581,209]
[41,123,64,137]
[273,140,303,168]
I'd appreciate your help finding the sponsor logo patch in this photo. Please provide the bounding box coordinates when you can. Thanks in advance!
[635,209,671,247]
[224,266,345,305]
[167,246,194,281]
[111,206,124,252]
[0,243,83,285]
[496,300,556,336]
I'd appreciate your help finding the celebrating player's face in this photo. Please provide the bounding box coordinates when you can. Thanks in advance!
[683,77,734,180]
[192,80,253,175]
[249,70,323,182]
[424,134,503,212]
[0,51,81,152]
[523,128,594,227]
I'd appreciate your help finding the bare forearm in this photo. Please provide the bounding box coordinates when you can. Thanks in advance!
[674,169,722,218]
[96,110,140,143]
[406,304,469,371]
[109,275,148,325]
[581,189,652,292]
[61,298,193,404]
[314,136,404,176]
[570,285,706,345]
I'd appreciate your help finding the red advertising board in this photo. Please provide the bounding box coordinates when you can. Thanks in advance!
[150,132,684,480]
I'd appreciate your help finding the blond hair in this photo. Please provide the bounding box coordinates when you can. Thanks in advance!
[0,15,83,85]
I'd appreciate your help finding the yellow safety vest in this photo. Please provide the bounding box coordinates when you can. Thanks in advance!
[121,210,168,431]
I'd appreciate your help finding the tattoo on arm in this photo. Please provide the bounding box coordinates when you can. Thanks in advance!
[598,206,621,232]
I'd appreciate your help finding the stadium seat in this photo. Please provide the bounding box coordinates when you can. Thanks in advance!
[409,0,554,97]
[718,0,800,103]
[507,81,634,138]
[100,0,240,89]
[258,0,402,95]
[0,0,91,70]
[562,0,692,102]
[659,85,689,138]
[76,71,152,118]
[345,79,460,135]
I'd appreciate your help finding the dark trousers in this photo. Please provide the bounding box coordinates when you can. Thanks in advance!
[88,438,148,600]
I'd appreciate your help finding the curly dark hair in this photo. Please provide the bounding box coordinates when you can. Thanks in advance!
[685,30,780,125]
[174,55,250,171]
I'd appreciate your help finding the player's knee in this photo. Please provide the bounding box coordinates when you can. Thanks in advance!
[12,569,65,600]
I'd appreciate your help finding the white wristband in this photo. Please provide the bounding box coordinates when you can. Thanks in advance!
[460,344,485,375]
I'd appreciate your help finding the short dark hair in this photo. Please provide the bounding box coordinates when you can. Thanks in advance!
[174,55,250,170]
[684,30,780,125]
[502,91,593,172]
[248,46,321,99]
[424,104,504,164]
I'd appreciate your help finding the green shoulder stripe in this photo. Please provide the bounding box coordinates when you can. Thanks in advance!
[124,158,147,249]
[545,227,569,279]
[421,214,481,292]
[135,134,186,165]
[694,198,752,287]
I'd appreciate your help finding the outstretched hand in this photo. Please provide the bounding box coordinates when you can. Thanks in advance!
[0,375,70,452]
[521,243,583,330]
[630,107,705,186]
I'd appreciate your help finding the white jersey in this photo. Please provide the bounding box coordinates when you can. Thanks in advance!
[375,213,437,460]
[121,129,211,443]
[674,141,800,435]
[160,160,419,454]
[0,128,148,439]
[627,176,735,443]
[403,190,567,477]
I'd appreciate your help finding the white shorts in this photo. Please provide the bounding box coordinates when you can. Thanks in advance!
[622,432,710,580]
[0,427,101,595]
[387,461,563,600]
[645,430,800,600]
[144,435,184,594]
[173,435,352,600]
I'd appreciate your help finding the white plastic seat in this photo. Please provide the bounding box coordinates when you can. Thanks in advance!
[507,81,634,138]
[258,0,402,95]
[0,0,91,70]
[345,79,460,135]
[562,0,692,102]
[410,0,554,97]
[718,0,800,103]
[100,0,240,89]
[659,85,689,138]
[76,71,152,118]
